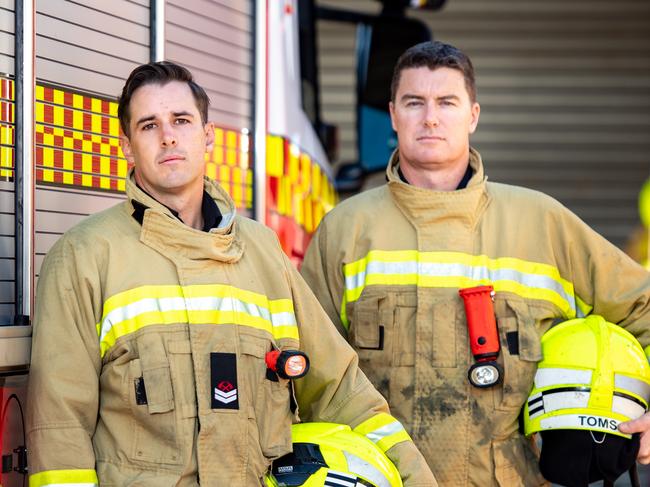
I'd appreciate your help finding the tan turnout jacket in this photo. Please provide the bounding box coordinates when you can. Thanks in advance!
[27,171,435,487]
[301,148,650,486]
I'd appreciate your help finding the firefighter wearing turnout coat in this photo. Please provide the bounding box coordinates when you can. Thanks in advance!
[300,41,650,486]
[26,62,435,487]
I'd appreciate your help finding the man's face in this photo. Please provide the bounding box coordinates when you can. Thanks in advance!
[389,66,480,174]
[120,81,214,202]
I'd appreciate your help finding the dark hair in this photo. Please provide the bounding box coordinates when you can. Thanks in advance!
[118,61,210,136]
[390,41,477,103]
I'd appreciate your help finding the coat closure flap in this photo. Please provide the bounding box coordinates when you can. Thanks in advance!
[386,148,490,230]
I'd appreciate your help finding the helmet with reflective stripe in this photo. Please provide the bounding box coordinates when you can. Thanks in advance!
[264,423,403,487]
[524,315,650,438]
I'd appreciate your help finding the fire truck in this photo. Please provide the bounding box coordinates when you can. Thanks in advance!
[0,0,439,484]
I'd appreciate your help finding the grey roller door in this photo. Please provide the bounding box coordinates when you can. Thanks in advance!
[165,0,253,130]
[317,0,650,249]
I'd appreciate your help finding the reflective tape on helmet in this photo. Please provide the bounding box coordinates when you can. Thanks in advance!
[534,368,592,389]
[612,393,647,420]
[29,469,98,487]
[343,451,392,487]
[615,374,650,403]
[539,414,629,438]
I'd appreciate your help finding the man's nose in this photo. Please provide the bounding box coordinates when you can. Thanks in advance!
[423,103,439,127]
[161,124,177,146]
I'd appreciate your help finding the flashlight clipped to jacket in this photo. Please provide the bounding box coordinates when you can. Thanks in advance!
[459,285,502,388]
[265,349,310,380]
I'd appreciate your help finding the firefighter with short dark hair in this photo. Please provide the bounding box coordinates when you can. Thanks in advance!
[301,40,650,485]
[26,61,435,487]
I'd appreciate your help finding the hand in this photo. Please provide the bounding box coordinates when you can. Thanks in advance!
[619,412,650,463]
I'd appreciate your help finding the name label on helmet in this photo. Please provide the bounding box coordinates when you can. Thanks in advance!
[540,414,627,437]
[578,415,618,431]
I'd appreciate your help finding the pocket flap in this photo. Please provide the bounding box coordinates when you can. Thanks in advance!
[136,334,175,414]
[351,295,382,349]
[506,300,542,362]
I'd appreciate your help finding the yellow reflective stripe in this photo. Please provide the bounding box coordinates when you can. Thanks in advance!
[97,285,298,357]
[353,413,412,452]
[30,469,98,487]
[340,250,589,328]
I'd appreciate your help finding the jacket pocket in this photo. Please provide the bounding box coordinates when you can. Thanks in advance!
[493,298,543,412]
[242,337,294,462]
[493,436,546,487]
[128,334,181,465]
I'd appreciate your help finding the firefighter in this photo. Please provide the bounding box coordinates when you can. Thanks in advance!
[26,62,435,487]
[300,41,650,485]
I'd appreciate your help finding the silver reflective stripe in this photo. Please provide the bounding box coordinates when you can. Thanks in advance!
[364,420,405,444]
[344,451,391,487]
[344,259,579,316]
[534,368,592,389]
[615,375,650,403]
[612,395,647,420]
[99,296,296,343]
[539,414,625,436]
[542,390,590,412]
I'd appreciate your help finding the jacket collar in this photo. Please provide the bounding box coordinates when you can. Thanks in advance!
[125,169,244,263]
[385,147,490,231]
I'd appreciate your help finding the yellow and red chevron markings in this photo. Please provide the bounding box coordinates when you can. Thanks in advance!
[0,76,253,211]
[265,134,337,265]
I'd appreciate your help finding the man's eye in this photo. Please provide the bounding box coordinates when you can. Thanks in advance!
[406,101,422,107]
[175,118,190,125]
[142,123,156,130]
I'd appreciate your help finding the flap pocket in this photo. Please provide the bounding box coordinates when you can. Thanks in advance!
[493,436,545,487]
[136,334,174,414]
[493,298,542,412]
[505,299,542,362]
[351,295,383,349]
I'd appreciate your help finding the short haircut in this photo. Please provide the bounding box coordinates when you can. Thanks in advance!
[118,61,210,137]
[390,41,477,103]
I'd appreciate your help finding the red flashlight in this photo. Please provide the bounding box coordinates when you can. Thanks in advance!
[265,350,310,380]
[459,285,502,388]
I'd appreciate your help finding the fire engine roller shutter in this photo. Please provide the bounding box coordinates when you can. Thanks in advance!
[32,0,149,282]
[0,0,15,320]
[165,0,253,131]
[318,0,650,250]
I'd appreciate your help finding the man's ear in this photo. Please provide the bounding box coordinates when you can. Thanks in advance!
[389,101,397,131]
[469,102,480,134]
[204,121,215,153]
[120,134,135,164]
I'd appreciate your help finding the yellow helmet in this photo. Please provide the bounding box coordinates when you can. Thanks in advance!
[524,315,650,437]
[264,423,403,487]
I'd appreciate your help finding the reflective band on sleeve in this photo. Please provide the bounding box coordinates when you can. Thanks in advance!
[29,469,98,487]
[97,284,298,357]
[340,250,591,329]
[615,374,650,404]
[534,368,592,389]
[353,413,412,452]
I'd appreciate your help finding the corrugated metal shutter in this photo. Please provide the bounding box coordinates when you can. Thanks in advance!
[0,0,14,75]
[32,1,150,280]
[317,0,650,249]
[165,0,253,130]
[35,0,149,97]
[0,0,14,319]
